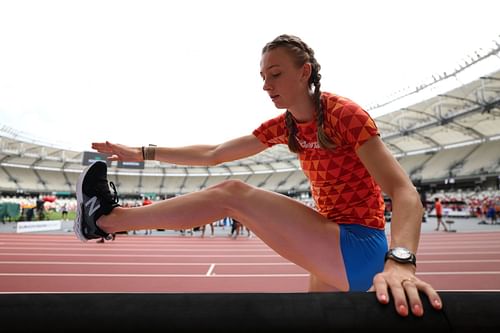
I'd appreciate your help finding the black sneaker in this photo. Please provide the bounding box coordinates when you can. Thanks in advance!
[75,160,120,241]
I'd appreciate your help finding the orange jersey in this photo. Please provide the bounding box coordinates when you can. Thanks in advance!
[435,201,442,216]
[253,92,385,229]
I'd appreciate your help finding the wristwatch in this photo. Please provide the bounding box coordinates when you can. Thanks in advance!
[384,247,417,266]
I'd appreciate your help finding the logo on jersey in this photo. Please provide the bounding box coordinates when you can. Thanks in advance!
[297,137,320,149]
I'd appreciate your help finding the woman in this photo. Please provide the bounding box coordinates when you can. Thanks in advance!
[75,34,442,317]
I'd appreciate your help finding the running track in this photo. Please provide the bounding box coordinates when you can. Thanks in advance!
[0,231,499,293]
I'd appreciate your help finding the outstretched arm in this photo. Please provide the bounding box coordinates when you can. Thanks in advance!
[356,136,442,317]
[92,134,268,166]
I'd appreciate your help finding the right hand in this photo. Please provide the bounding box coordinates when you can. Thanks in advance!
[92,141,143,161]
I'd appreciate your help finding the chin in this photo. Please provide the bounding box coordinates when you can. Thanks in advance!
[272,101,287,109]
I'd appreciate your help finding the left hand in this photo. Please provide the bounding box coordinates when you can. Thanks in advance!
[368,260,442,317]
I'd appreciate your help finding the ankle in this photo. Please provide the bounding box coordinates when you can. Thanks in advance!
[96,207,120,233]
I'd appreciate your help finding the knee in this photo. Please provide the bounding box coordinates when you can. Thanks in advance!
[204,180,255,215]
[206,180,254,209]
[211,179,253,196]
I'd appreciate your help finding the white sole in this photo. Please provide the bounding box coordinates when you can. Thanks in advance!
[74,163,94,242]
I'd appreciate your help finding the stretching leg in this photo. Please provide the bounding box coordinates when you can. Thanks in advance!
[98,179,349,290]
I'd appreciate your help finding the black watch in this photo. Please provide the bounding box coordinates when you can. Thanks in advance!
[384,247,416,266]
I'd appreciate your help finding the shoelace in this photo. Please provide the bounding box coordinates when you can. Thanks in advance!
[109,181,119,205]
[96,179,119,205]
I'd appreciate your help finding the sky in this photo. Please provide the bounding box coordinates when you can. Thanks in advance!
[1,0,500,151]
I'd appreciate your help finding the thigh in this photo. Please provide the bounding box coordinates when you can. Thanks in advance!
[222,181,349,290]
[309,273,341,292]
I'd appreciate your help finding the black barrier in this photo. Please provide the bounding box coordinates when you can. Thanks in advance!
[0,292,497,332]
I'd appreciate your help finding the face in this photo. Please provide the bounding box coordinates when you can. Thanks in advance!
[260,48,310,109]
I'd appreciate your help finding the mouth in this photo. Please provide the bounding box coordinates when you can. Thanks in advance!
[270,94,280,102]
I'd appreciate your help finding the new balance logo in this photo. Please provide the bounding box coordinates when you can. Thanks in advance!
[85,196,101,216]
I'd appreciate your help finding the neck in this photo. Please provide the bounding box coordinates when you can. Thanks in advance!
[287,92,316,123]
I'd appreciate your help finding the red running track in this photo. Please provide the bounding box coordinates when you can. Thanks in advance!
[0,231,499,293]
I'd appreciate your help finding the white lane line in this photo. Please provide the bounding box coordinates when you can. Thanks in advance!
[0,247,274,252]
[2,260,500,266]
[0,273,309,278]
[0,253,281,258]
[417,251,500,255]
[206,264,216,276]
[418,259,500,264]
[1,272,499,278]
[1,289,500,294]
[0,261,296,266]
[417,271,500,275]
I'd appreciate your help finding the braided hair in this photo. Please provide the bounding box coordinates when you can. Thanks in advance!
[262,34,335,153]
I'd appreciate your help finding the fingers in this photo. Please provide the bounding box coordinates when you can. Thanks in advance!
[413,279,443,311]
[401,278,423,316]
[374,273,411,316]
[371,274,390,305]
[90,143,116,161]
[91,142,114,153]
[90,142,142,161]
[373,273,442,317]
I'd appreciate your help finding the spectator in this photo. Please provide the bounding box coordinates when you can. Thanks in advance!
[142,197,153,235]
[434,198,448,232]
[487,204,497,224]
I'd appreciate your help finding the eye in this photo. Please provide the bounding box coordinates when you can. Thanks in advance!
[261,72,281,81]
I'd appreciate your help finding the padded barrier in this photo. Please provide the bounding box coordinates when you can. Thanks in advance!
[0,291,498,332]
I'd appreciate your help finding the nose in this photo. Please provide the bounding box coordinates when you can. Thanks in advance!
[262,78,272,92]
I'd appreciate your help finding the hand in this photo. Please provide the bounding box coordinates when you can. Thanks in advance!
[91,141,143,161]
[368,260,442,317]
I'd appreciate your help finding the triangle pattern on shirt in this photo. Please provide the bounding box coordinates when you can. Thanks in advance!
[252,92,384,229]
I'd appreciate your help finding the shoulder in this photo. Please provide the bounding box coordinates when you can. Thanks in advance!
[252,112,288,145]
[255,112,287,130]
[321,91,379,148]
[320,91,372,129]
[321,92,364,115]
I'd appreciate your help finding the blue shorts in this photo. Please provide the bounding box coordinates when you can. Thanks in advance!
[339,223,388,291]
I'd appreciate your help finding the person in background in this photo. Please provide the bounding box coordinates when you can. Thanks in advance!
[434,198,448,232]
[142,197,153,235]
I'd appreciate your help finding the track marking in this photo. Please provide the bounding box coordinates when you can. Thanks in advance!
[418,259,500,264]
[417,271,500,275]
[1,260,500,266]
[1,271,499,278]
[206,264,215,276]
[0,246,274,252]
[0,261,296,266]
[1,289,500,294]
[0,273,309,278]
[0,253,281,258]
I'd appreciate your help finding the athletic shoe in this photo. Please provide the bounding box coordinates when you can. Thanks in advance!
[75,160,120,241]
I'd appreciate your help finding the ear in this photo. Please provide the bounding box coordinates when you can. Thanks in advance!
[301,63,312,83]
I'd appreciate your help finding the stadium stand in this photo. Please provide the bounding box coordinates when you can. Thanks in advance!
[1,60,499,213]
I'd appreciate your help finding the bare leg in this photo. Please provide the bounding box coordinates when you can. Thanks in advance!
[97,180,349,290]
[309,273,341,292]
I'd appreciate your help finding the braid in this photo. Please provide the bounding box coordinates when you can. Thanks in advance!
[312,69,335,150]
[263,35,335,152]
[285,110,301,153]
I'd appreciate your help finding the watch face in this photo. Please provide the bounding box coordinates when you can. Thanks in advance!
[393,247,411,259]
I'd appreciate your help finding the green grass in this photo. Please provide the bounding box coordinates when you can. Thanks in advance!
[44,210,76,221]
[5,210,77,222]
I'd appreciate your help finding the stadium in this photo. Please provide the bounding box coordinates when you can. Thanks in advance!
[1,2,500,330]
[1,45,499,223]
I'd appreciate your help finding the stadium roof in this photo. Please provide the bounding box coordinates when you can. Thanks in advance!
[378,68,500,157]
[1,67,500,178]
